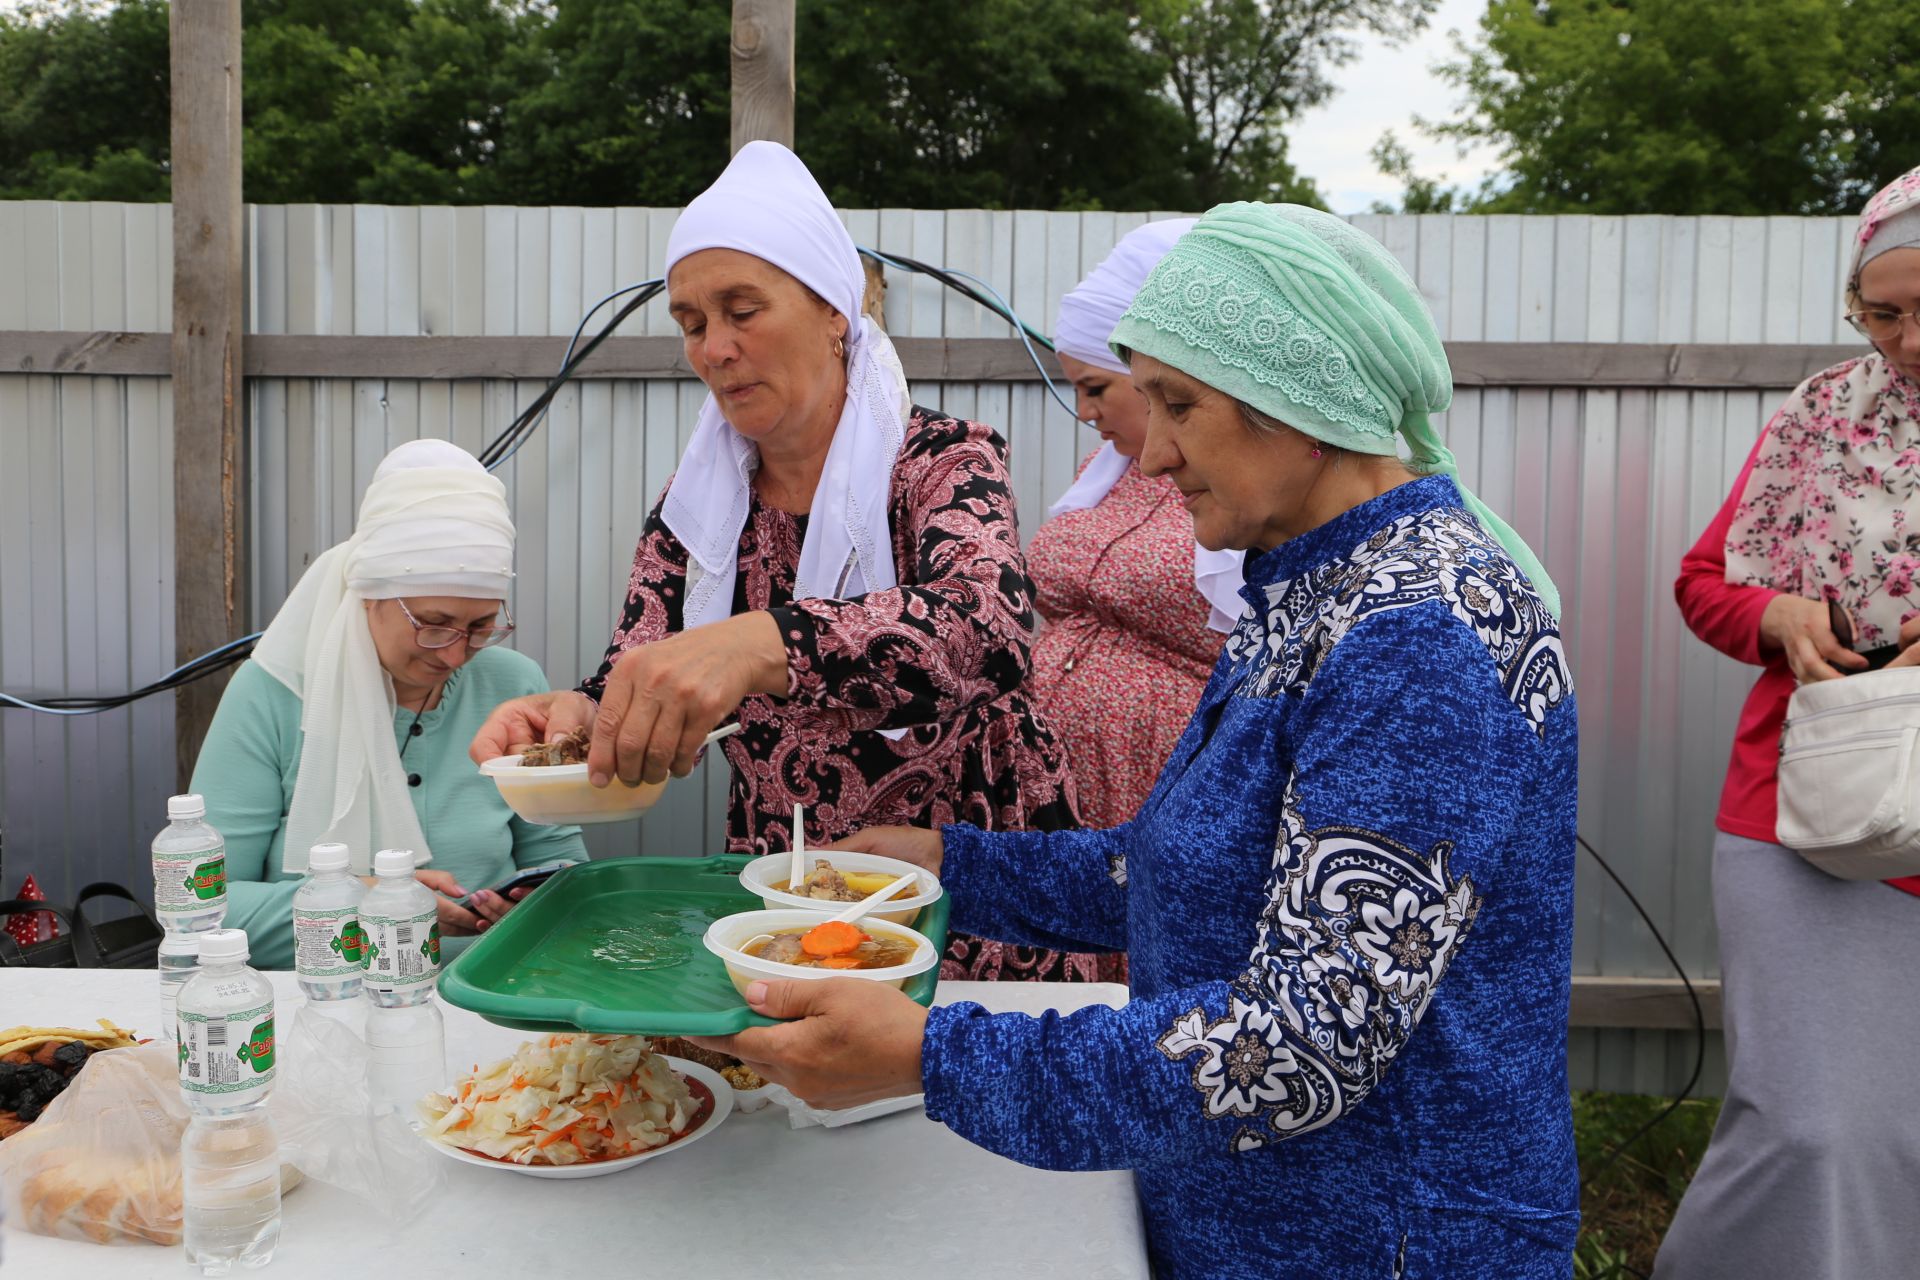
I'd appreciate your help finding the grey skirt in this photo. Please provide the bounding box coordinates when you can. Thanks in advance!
[1653,833,1920,1280]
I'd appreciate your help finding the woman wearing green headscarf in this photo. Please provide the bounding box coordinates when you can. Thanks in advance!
[690,205,1580,1279]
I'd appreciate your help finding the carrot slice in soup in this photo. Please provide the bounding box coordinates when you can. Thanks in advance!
[800,920,867,957]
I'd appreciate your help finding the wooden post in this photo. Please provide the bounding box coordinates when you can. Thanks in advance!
[730,0,795,153]
[170,0,247,790]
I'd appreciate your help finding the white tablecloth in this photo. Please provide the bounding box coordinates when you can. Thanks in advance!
[0,969,1146,1278]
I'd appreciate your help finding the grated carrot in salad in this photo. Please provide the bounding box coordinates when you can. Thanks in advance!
[419,1034,695,1166]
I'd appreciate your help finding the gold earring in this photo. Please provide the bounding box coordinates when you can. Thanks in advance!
[834,336,846,359]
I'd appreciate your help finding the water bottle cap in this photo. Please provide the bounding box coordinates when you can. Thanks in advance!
[167,793,206,820]
[373,849,416,877]
[159,932,201,959]
[195,928,249,964]
[309,842,351,872]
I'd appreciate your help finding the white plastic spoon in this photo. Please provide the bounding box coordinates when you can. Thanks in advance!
[826,869,919,926]
[789,802,807,898]
[703,721,743,749]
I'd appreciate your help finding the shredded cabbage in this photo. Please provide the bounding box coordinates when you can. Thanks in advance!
[419,1035,696,1165]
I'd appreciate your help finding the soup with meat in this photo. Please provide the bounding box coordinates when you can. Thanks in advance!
[774,860,904,903]
[743,921,917,970]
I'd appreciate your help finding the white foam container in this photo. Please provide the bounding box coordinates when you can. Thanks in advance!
[737,851,944,927]
[701,908,938,998]
[479,756,667,825]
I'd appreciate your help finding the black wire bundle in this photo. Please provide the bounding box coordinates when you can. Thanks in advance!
[0,633,258,715]
[477,281,664,472]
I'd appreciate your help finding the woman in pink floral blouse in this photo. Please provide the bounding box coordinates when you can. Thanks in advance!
[1029,221,1244,834]
[472,143,1099,983]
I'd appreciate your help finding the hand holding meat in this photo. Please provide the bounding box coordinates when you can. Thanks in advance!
[589,612,787,786]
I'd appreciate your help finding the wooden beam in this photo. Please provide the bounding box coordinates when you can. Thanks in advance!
[170,0,247,791]
[0,331,1869,391]
[1569,976,1722,1031]
[1445,341,1862,390]
[730,0,795,153]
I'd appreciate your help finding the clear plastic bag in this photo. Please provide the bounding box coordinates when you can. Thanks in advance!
[0,1006,443,1246]
[0,1042,224,1246]
[269,1002,443,1223]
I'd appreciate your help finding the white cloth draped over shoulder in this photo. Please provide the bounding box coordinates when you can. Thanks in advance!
[252,440,516,874]
[1048,218,1245,633]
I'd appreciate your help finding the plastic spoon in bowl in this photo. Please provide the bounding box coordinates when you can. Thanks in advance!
[826,869,919,926]
[703,722,743,749]
[789,803,808,899]
[738,870,921,957]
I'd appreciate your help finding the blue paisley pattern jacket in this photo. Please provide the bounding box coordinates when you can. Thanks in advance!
[922,476,1580,1279]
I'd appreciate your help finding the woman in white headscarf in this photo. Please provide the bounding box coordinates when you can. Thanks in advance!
[1029,219,1244,843]
[471,142,1097,982]
[192,440,585,969]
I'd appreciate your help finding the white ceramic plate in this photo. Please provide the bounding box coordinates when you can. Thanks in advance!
[422,1057,734,1179]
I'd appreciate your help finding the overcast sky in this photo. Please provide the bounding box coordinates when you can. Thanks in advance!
[1285,0,1506,214]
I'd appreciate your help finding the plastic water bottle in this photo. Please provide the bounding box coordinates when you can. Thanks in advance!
[152,794,228,933]
[367,1000,447,1114]
[292,841,368,1002]
[359,849,441,1008]
[175,928,280,1274]
[159,933,201,1046]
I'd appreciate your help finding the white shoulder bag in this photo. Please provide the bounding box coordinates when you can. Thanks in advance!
[1776,666,1920,878]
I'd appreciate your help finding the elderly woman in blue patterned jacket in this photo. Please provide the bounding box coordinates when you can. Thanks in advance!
[690,205,1579,1280]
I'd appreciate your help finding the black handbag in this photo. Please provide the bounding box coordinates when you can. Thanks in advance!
[0,882,163,969]
[0,898,91,968]
[73,882,164,968]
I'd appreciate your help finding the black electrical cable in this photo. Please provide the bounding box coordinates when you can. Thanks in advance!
[1574,833,1707,1195]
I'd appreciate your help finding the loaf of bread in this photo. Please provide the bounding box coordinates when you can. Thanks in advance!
[19,1152,184,1245]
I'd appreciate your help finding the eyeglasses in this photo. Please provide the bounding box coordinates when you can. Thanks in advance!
[1846,306,1920,342]
[393,598,515,650]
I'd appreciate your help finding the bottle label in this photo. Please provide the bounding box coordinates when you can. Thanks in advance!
[154,846,227,918]
[177,1001,275,1101]
[294,905,367,979]
[362,907,441,991]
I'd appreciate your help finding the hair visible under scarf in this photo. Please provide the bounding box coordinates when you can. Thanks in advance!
[1108,202,1560,618]
[660,141,912,639]
[1048,217,1245,631]
[1725,164,1920,648]
[252,439,516,874]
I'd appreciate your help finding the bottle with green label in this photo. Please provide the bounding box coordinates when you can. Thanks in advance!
[359,849,441,1008]
[152,794,227,933]
[292,841,368,1003]
[175,927,282,1272]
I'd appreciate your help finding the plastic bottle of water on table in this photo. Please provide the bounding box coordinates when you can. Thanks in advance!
[152,794,227,933]
[360,849,447,1112]
[292,841,368,1003]
[175,928,280,1274]
[159,933,201,1045]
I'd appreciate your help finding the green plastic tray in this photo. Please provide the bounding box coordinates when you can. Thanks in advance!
[438,855,948,1036]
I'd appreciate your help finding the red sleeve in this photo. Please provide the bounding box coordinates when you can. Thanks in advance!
[1674,431,1780,667]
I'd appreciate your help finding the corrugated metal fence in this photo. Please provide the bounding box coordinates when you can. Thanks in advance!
[0,203,1870,1093]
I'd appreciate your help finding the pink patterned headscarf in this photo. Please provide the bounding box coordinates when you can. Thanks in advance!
[1724,165,1920,649]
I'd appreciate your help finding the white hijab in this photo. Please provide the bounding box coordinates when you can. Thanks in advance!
[1048,219,1246,633]
[253,440,516,874]
[661,141,912,634]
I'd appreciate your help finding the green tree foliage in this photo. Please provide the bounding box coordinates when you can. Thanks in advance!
[0,0,1427,208]
[1430,0,1920,215]
[1136,0,1435,207]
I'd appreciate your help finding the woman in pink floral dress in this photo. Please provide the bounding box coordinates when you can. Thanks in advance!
[473,143,1100,982]
[1029,221,1244,833]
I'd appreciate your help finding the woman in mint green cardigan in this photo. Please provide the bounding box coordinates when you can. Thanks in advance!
[190,441,585,969]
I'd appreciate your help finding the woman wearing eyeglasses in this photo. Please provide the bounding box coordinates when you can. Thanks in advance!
[1658,165,1920,1280]
[190,440,586,969]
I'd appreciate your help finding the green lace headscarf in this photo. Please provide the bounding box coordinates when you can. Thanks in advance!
[1109,201,1560,618]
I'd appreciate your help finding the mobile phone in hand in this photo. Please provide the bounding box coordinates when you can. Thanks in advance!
[1828,600,1903,672]
[457,860,572,909]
